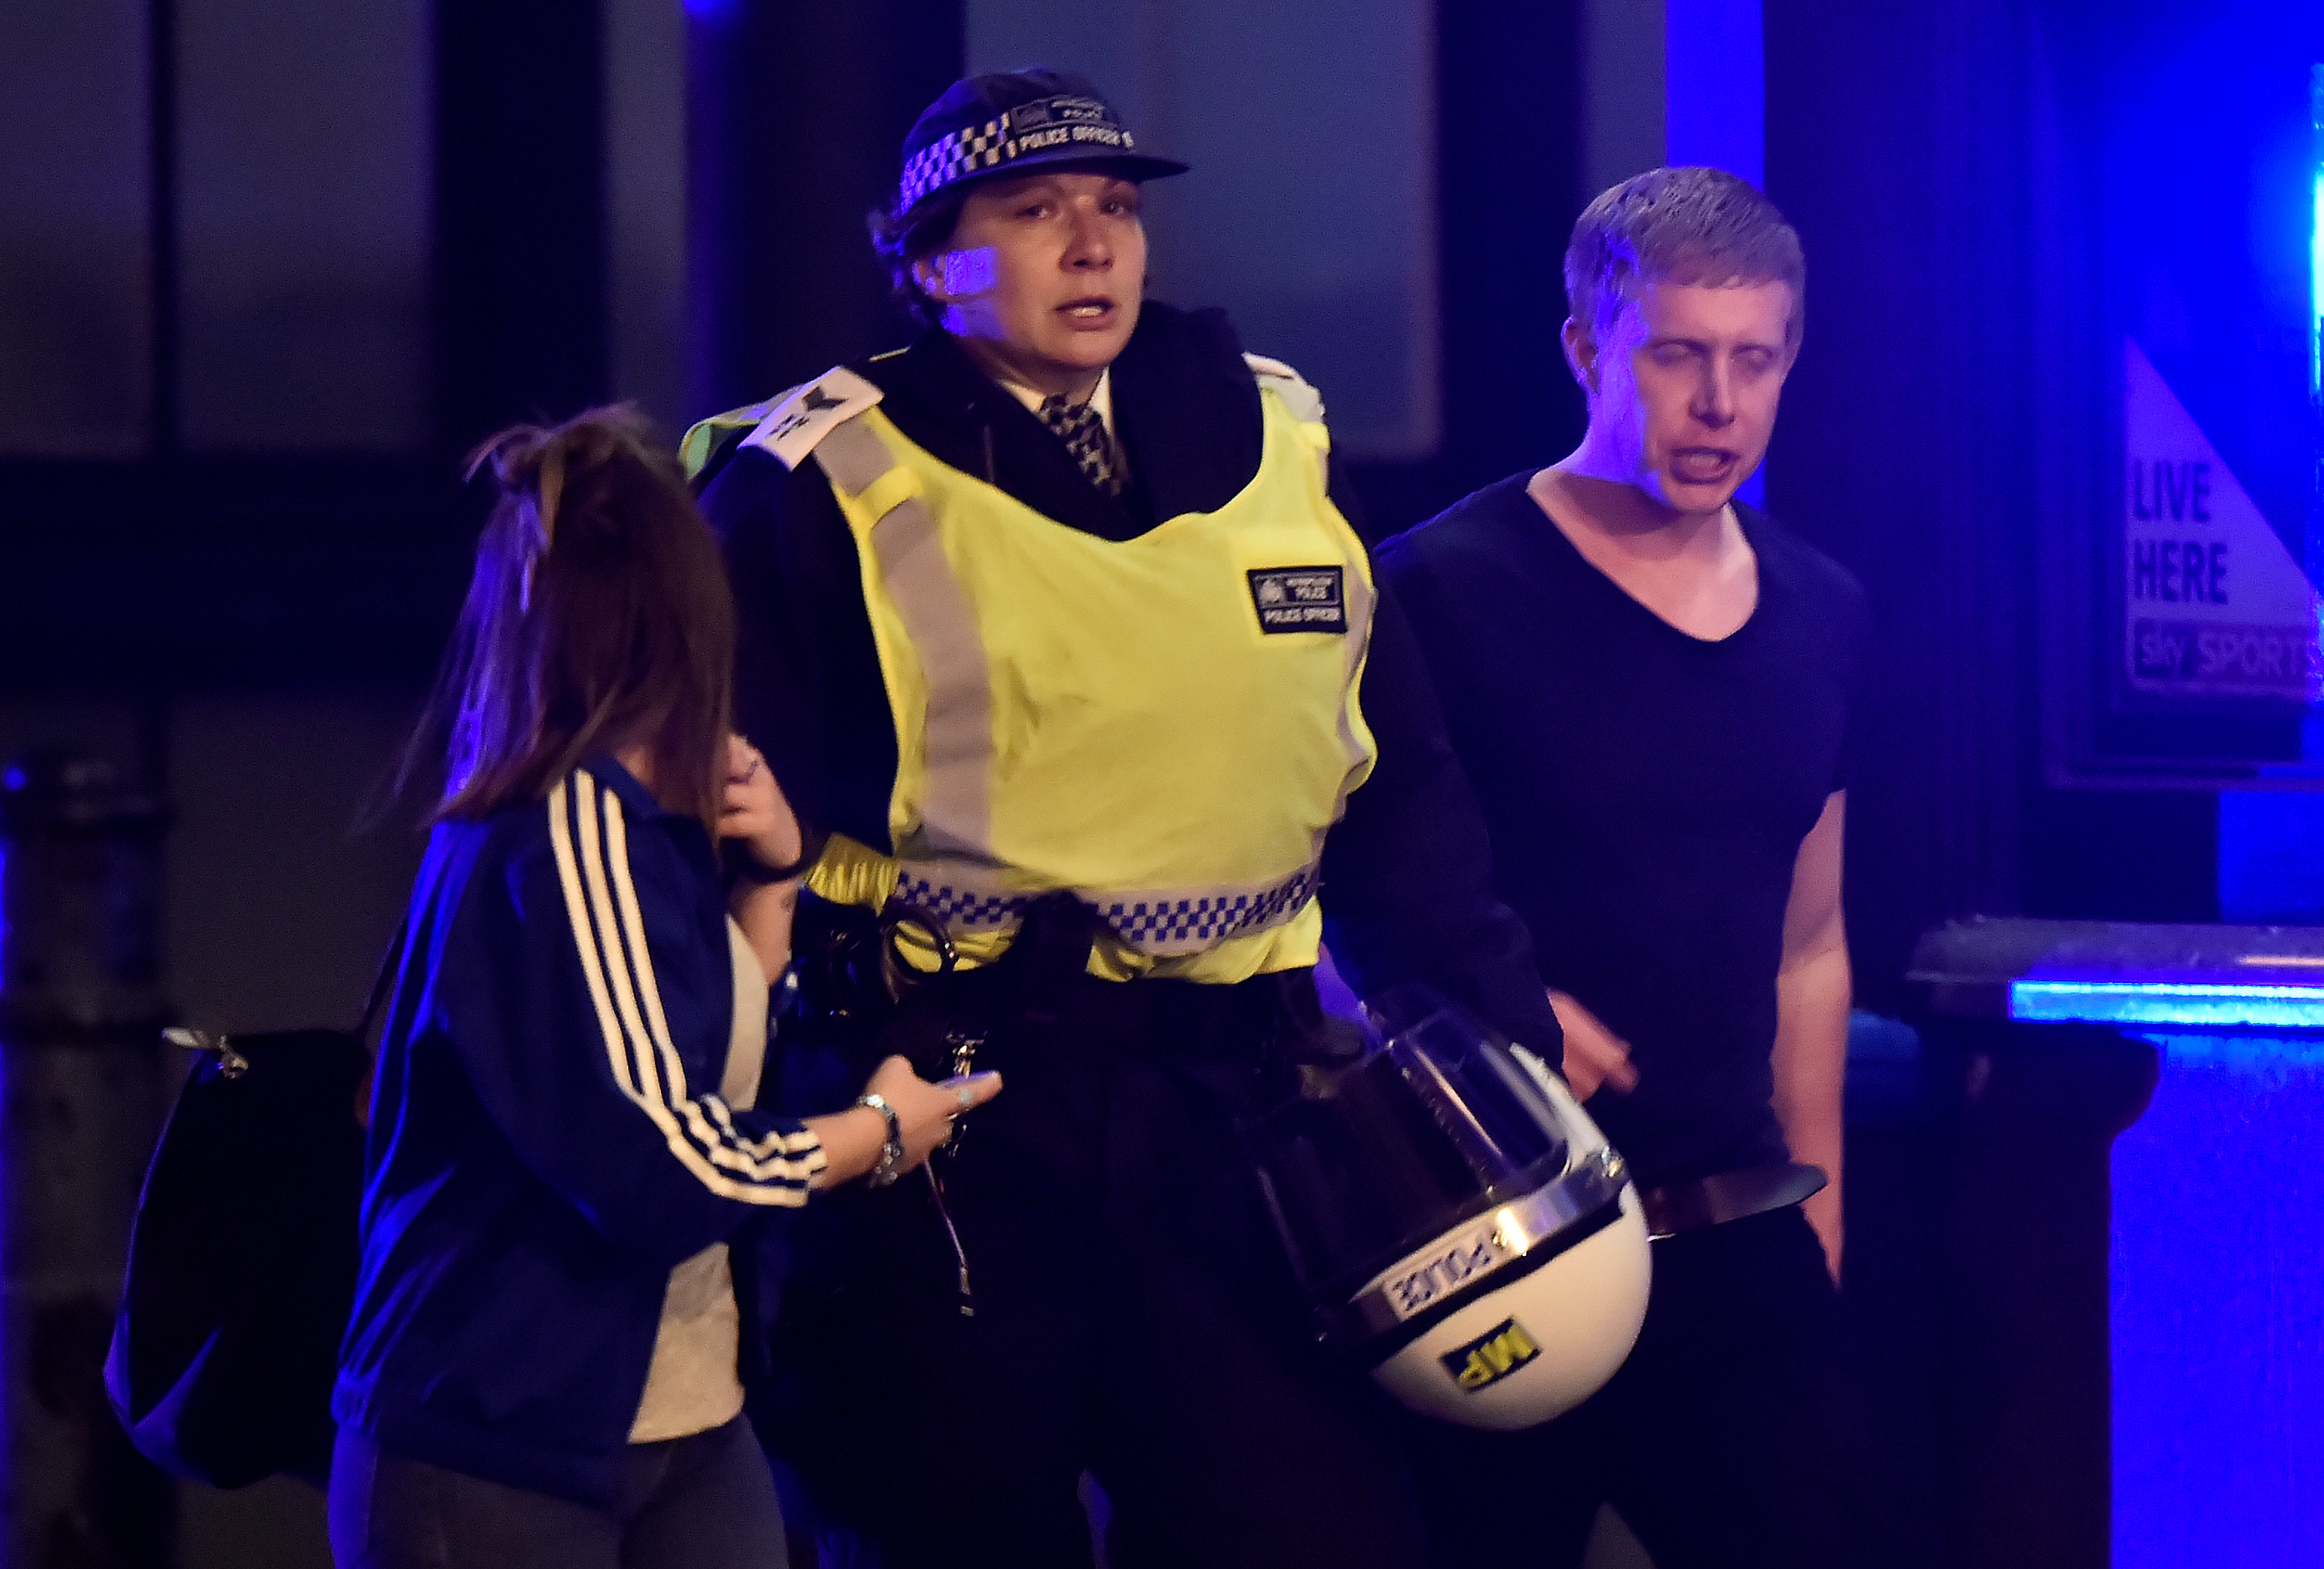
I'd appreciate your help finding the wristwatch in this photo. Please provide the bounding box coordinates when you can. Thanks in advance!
[724,831,822,887]
[854,1092,905,1188]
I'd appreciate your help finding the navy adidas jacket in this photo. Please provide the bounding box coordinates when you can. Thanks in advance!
[334,759,823,1504]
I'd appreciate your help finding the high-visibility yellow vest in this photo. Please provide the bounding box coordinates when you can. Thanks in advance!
[691,355,1376,983]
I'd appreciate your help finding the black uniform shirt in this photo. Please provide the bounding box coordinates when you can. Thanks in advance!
[1378,475,1870,1188]
[697,303,1563,1051]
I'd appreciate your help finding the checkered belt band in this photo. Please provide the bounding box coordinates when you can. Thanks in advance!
[897,95,1138,213]
[891,862,1322,959]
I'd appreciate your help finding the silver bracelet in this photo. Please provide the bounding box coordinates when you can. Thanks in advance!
[854,1092,905,1188]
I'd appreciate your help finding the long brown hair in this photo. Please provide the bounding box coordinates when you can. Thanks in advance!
[407,407,735,834]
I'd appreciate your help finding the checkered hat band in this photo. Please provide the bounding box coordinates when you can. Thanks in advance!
[897,99,1137,213]
[890,864,1321,958]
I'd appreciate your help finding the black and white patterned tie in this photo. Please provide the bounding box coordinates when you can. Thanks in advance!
[1036,394,1121,494]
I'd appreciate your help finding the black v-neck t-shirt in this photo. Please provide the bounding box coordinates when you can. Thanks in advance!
[1377,474,1869,1188]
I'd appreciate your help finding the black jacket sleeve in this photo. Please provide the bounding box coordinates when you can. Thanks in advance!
[699,447,900,855]
[1320,577,1566,1059]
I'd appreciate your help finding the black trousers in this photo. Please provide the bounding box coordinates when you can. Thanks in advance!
[329,1418,786,1569]
[1407,1205,1879,1569]
[767,970,1428,1569]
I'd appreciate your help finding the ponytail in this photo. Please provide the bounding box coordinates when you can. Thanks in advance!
[404,407,737,834]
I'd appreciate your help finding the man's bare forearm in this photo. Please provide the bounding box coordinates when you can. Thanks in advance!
[1773,940,1849,1280]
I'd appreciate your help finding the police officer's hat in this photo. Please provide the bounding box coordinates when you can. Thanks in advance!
[896,69,1188,221]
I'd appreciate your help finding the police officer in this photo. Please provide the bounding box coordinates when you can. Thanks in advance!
[688,69,1563,1569]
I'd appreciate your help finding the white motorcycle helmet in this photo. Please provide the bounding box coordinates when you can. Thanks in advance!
[1250,988,1651,1429]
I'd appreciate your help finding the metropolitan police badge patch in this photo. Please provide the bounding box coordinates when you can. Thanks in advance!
[1246,566,1347,634]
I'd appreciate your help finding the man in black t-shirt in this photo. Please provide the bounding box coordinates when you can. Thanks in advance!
[1373,169,1873,1568]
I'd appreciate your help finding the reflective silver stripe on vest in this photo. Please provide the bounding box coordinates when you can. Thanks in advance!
[891,860,1323,959]
[1269,376,1375,842]
[1331,558,1376,833]
[816,416,996,860]
[817,407,1339,958]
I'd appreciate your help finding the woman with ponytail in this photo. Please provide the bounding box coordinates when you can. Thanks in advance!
[329,409,997,1568]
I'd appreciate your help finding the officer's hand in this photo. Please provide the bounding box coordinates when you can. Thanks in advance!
[862,1055,1004,1172]
[1549,990,1638,1099]
[720,734,802,874]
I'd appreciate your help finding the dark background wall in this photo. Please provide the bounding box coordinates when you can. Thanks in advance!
[1763,0,2316,1013]
[1763,0,2049,1008]
[687,0,966,417]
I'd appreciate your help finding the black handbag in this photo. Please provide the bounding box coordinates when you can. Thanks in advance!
[103,952,390,1488]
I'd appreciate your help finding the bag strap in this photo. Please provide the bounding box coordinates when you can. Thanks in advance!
[356,918,410,1040]
[352,918,416,1130]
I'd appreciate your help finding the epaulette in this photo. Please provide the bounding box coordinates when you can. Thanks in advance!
[1244,352,1326,425]
[677,367,885,482]
[739,367,885,471]
[680,393,787,483]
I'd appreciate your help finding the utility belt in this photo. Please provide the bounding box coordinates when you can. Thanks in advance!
[779,889,1348,1319]
[788,888,1820,1245]
[799,831,1329,985]
[782,888,1346,1098]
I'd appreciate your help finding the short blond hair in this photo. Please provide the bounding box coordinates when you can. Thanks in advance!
[1565,167,1805,348]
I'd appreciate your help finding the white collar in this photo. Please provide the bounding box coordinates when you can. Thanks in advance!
[990,366,1114,438]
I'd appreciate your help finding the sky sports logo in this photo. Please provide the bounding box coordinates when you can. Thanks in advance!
[2131,619,2320,697]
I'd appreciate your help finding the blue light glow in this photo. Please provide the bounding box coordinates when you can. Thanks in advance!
[2112,1034,2324,1567]
[2133,1027,2324,1069]
[2218,790,2324,921]
[2312,65,2322,400]
[2010,978,2324,1028]
[1665,0,1767,512]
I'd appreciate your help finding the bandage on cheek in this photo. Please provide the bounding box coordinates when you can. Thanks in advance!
[940,248,998,296]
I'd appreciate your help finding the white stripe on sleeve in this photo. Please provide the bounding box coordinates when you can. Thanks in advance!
[598,793,822,1171]
[545,772,824,1205]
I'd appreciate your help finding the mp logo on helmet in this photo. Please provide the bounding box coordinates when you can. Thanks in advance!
[1440,1317,1542,1392]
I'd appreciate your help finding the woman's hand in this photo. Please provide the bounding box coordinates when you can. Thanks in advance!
[806,1057,1004,1187]
[722,735,807,982]
[719,734,802,873]
[866,1056,1003,1170]
[1550,989,1639,1101]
